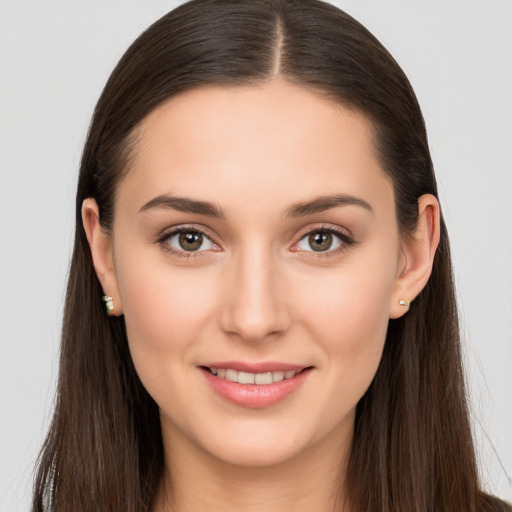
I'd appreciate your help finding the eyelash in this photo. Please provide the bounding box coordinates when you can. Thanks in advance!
[157,224,218,260]
[292,225,355,258]
[157,224,355,260]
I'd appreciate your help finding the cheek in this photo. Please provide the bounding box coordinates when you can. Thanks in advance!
[298,258,395,386]
[118,260,213,347]
[116,262,223,423]
[114,252,219,400]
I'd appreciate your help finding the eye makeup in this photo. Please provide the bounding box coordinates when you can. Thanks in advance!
[155,221,356,262]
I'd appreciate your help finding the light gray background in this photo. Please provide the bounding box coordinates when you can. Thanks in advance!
[1,1,511,510]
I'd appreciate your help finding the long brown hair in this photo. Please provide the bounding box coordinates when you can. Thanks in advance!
[32,1,509,511]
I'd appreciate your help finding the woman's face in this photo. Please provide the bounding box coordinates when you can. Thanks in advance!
[108,81,407,467]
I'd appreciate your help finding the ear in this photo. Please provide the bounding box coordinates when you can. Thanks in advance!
[82,198,123,316]
[389,194,441,319]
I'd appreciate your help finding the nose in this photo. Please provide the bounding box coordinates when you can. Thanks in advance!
[219,244,290,343]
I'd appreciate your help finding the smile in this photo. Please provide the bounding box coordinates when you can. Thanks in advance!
[207,367,302,385]
[200,363,313,408]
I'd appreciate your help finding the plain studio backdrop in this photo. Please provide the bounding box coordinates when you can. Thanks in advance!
[0,1,511,510]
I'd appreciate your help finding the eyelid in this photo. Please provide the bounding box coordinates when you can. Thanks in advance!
[290,224,355,255]
[157,224,221,257]
[155,222,355,259]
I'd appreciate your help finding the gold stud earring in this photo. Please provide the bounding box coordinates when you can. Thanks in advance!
[102,295,114,315]
[398,299,411,307]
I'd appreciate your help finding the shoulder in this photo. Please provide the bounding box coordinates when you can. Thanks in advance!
[479,493,512,512]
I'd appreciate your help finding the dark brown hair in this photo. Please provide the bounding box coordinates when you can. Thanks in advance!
[32,1,510,511]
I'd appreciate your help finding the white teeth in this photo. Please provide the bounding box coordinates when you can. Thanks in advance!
[238,371,255,384]
[272,371,284,382]
[209,368,302,385]
[225,369,238,382]
[255,372,273,385]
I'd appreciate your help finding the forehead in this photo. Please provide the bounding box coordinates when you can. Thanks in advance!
[117,80,393,217]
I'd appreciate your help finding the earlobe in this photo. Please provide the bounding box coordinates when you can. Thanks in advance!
[389,194,441,319]
[81,198,123,316]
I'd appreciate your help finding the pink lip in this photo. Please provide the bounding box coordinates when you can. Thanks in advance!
[199,364,313,408]
[202,361,306,373]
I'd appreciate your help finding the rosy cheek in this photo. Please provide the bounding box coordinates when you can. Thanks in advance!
[118,258,217,351]
[301,267,392,358]
[117,262,207,399]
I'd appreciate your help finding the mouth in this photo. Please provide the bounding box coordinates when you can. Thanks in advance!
[199,363,313,408]
[201,366,309,385]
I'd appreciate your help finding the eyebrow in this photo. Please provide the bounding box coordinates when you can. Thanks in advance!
[139,193,373,219]
[285,194,373,217]
[139,194,224,218]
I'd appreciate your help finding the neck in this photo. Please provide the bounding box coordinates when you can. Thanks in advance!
[153,421,352,512]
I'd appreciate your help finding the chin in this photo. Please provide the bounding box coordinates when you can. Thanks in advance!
[188,411,348,469]
[203,433,309,468]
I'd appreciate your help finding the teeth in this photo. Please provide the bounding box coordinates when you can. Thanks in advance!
[209,368,301,385]
[225,369,238,382]
[272,371,284,382]
[254,372,273,385]
[238,371,255,384]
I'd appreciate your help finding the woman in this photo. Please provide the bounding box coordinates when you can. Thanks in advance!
[31,0,510,511]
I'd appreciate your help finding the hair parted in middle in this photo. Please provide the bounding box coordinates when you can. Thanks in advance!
[32,1,488,512]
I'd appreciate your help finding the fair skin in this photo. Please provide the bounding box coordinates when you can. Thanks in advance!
[82,80,440,512]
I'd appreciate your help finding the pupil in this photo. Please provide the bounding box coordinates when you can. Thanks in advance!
[309,232,332,252]
[179,231,202,251]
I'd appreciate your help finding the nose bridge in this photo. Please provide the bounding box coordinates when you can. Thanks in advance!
[220,239,288,342]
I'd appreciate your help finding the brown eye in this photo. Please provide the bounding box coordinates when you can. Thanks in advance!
[179,231,203,251]
[308,232,333,252]
[165,229,215,253]
[295,229,344,253]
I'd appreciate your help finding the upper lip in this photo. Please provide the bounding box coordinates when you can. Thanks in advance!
[200,361,310,373]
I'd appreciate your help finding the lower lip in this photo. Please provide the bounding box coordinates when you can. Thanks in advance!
[200,368,312,408]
